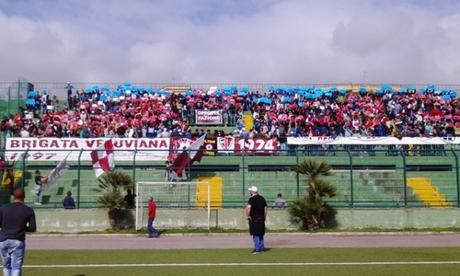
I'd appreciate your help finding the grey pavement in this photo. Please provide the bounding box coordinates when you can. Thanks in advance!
[26,233,460,250]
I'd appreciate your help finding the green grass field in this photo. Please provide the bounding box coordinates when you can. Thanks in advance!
[23,248,460,275]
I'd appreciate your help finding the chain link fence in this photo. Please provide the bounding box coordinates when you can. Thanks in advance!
[0,148,458,209]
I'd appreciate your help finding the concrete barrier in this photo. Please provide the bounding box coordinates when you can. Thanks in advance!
[34,208,460,233]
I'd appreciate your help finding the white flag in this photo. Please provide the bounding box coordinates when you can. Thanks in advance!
[45,155,69,190]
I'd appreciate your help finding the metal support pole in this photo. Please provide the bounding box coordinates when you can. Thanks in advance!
[135,182,140,230]
[346,149,354,207]
[207,182,211,232]
[17,80,20,113]
[132,148,137,190]
[400,149,407,207]
[295,149,300,197]
[452,149,460,208]
[7,88,10,115]
[242,151,245,206]
[77,149,83,209]
[21,149,29,188]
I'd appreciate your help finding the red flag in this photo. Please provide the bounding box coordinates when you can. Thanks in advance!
[172,151,190,176]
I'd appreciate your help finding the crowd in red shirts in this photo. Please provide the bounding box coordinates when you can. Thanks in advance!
[0,86,459,140]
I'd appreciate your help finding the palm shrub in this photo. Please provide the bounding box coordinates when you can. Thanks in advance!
[288,159,337,230]
[92,170,133,229]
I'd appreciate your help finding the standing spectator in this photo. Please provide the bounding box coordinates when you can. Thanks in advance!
[0,187,36,276]
[124,189,135,209]
[165,161,173,182]
[272,193,287,208]
[245,185,267,254]
[62,191,76,209]
[66,82,74,108]
[147,197,159,238]
[51,95,59,112]
[0,157,5,179]
[34,170,46,205]
[3,169,15,192]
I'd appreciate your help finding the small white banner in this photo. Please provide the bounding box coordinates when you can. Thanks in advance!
[287,137,460,145]
[195,110,222,125]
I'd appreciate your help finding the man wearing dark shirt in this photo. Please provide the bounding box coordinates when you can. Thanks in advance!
[245,186,267,254]
[0,188,36,275]
[63,191,76,209]
[124,189,135,209]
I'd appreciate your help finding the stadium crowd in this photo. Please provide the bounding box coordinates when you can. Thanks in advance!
[0,84,459,140]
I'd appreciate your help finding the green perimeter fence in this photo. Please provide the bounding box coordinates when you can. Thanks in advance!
[1,147,460,209]
[0,80,30,118]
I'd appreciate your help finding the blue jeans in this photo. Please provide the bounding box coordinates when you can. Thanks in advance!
[0,239,25,276]
[252,235,264,252]
[147,218,157,237]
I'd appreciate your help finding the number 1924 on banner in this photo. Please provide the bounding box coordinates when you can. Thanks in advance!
[235,138,279,155]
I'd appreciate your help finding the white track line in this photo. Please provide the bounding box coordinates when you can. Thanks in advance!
[24,261,460,268]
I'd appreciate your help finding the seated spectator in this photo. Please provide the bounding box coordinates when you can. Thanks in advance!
[273,193,287,208]
[63,191,76,209]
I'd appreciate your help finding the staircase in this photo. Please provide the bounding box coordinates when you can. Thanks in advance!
[243,112,253,130]
[407,177,450,207]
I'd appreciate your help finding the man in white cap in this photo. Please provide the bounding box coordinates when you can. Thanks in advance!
[245,185,267,254]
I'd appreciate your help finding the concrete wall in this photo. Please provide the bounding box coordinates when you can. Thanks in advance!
[35,208,460,233]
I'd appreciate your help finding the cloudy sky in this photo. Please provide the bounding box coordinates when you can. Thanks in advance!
[1,0,460,84]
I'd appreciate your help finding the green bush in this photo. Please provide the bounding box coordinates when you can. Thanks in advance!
[288,159,337,230]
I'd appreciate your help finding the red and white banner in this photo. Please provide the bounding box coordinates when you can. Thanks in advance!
[217,137,279,154]
[287,137,460,145]
[235,138,279,154]
[169,137,194,161]
[195,110,222,125]
[217,137,235,153]
[171,135,206,176]
[5,138,170,161]
[91,140,115,178]
[203,138,217,156]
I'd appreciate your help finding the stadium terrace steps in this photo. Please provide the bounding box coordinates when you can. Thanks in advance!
[407,177,450,207]
[243,113,253,131]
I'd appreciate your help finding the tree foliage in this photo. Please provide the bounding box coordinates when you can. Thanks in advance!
[288,159,337,230]
[92,170,133,228]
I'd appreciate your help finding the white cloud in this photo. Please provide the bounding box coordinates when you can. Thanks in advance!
[1,0,460,86]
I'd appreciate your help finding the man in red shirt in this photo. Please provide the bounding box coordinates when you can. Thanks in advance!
[147,197,159,238]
